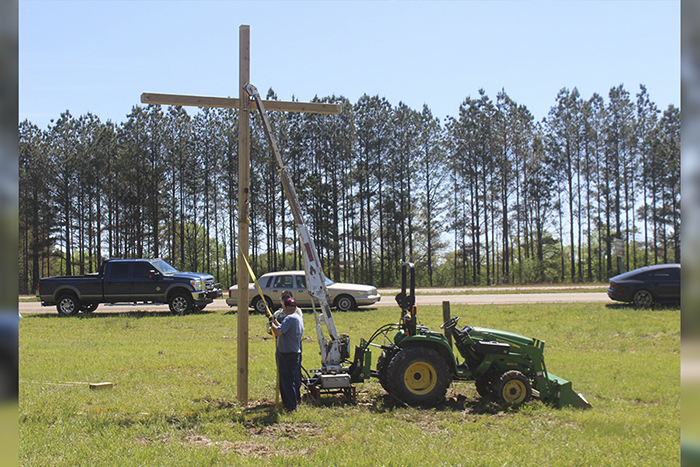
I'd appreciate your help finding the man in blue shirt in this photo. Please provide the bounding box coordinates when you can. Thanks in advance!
[270,297,304,411]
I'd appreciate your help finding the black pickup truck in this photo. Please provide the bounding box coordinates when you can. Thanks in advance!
[38,259,222,316]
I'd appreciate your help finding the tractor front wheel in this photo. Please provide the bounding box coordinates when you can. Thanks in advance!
[386,346,451,406]
[495,370,532,406]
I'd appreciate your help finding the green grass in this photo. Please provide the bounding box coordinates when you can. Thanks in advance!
[19,303,680,466]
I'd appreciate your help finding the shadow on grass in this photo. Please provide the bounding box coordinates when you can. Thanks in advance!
[25,309,219,319]
[364,393,519,415]
[302,388,523,415]
[604,302,681,311]
[198,397,280,427]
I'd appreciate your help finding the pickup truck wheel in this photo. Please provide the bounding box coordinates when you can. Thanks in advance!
[169,293,193,316]
[56,294,80,317]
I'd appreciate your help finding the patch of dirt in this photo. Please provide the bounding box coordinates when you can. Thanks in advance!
[230,440,276,457]
[201,397,238,409]
[441,388,470,409]
[182,433,313,458]
[182,433,239,455]
[200,397,277,411]
[245,422,324,439]
[245,398,277,410]
[133,433,172,445]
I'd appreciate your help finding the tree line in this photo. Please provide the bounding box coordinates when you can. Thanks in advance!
[18,84,680,294]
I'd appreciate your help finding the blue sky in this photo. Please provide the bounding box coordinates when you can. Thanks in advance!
[19,0,680,130]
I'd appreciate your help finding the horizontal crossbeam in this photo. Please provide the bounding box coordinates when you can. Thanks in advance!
[140,92,342,114]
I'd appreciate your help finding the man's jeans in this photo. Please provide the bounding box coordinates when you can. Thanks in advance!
[277,351,302,411]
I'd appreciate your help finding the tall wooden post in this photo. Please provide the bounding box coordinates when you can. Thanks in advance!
[139,24,340,406]
[237,24,250,404]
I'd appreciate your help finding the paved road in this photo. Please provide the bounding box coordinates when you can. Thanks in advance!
[20,291,609,315]
[408,292,608,306]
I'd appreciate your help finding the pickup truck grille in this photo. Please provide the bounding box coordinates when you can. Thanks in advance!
[205,278,218,292]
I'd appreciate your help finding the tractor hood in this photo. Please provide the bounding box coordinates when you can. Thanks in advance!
[468,326,536,347]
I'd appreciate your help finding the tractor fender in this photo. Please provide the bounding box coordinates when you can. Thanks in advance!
[397,334,459,373]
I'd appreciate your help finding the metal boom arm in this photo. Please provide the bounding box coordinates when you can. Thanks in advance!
[243,83,348,371]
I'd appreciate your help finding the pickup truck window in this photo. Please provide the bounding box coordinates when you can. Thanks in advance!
[133,263,152,278]
[110,263,130,279]
[152,260,178,275]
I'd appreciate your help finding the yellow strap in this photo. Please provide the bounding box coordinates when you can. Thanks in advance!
[238,245,279,408]
[238,246,273,319]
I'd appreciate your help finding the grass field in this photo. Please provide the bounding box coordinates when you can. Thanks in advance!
[19,302,680,466]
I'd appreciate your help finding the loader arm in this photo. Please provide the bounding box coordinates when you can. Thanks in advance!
[243,83,347,371]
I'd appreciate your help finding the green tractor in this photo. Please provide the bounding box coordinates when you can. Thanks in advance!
[349,262,591,408]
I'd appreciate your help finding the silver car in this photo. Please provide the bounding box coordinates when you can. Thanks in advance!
[226,270,381,313]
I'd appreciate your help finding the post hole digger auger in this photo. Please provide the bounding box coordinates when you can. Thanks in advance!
[244,83,589,409]
[349,263,591,408]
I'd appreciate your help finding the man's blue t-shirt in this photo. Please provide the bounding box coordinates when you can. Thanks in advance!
[277,312,304,354]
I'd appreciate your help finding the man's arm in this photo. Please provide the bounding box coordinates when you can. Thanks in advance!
[270,319,283,337]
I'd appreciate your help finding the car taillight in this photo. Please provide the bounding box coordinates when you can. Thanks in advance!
[610,281,618,290]
[228,289,232,298]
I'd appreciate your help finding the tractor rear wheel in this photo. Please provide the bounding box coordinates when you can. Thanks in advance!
[495,370,531,405]
[386,346,451,406]
[376,347,399,392]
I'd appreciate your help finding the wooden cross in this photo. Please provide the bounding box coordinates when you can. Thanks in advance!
[140,25,341,404]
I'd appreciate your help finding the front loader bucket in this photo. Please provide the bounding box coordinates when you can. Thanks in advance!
[546,373,592,409]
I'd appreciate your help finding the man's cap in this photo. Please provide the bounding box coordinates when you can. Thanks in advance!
[284,297,296,307]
